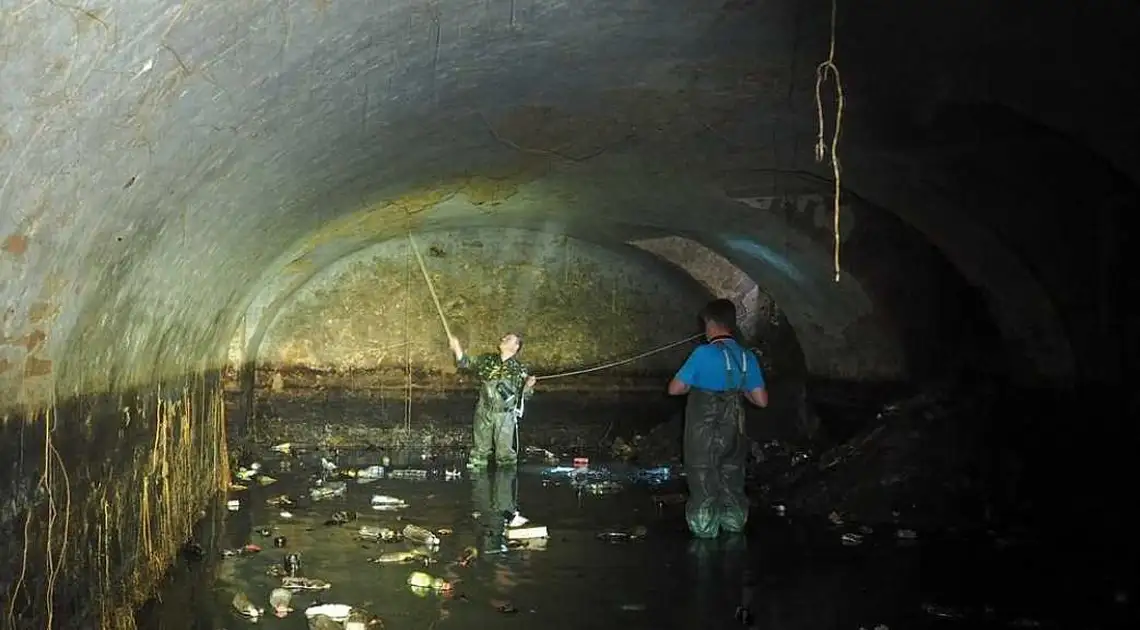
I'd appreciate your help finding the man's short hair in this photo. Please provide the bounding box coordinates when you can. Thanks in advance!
[700,299,738,329]
[506,332,524,352]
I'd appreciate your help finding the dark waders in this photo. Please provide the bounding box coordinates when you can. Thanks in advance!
[470,379,521,468]
[683,345,750,538]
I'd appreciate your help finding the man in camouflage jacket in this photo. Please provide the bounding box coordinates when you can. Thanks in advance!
[449,332,537,469]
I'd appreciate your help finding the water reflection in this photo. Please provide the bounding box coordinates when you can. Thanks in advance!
[470,465,539,615]
[471,467,518,554]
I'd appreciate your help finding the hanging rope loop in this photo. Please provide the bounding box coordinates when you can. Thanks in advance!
[814,0,845,283]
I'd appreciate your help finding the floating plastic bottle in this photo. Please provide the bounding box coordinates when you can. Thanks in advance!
[370,495,407,511]
[284,552,302,577]
[269,588,293,617]
[355,465,384,479]
[310,481,347,501]
[407,571,450,591]
[358,526,400,542]
[402,524,441,547]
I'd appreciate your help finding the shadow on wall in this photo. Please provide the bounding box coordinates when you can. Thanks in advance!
[245,229,721,379]
[0,374,229,630]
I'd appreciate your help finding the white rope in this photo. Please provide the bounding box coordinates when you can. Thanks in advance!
[407,233,453,340]
[535,333,703,381]
[814,0,845,283]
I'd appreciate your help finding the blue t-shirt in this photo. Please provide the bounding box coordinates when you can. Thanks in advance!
[673,338,765,393]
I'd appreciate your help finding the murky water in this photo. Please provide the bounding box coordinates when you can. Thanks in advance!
[148,449,729,629]
[139,447,1128,630]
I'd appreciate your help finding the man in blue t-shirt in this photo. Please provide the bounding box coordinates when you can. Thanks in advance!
[668,299,768,538]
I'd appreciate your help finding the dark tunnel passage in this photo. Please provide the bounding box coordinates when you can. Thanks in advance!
[1,0,1136,628]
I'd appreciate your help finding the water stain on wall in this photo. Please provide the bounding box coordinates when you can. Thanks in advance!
[2,234,28,256]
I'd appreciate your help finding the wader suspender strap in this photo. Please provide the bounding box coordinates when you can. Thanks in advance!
[714,340,748,435]
[512,373,526,421]
[713,340,747,392]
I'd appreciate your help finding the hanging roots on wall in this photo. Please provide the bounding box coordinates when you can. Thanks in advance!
[5,381,228,630]
[5,405,73,630]
[102,384,229,630]
[45,418,72,630]
[814,0,845,283]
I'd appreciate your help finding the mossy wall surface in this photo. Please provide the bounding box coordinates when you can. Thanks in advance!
[253,230,715,377]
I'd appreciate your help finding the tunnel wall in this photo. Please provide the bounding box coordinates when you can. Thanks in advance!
[710,165,1076,387]
[808,191,1001,380]
[249,229,713,378]
[891,111,1133,388]
[0,376,228,630]
[842,157,1075,386]
[628,235,800,378]
[628,236,769,337]
[702,187,903,381]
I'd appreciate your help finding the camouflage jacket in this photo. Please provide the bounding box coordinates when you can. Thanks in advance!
[457,353,534,411]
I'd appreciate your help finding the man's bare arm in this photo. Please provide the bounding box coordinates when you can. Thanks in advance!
[667,378,690,396]
[745,386,768,408]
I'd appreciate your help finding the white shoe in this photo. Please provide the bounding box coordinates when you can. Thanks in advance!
[507,512,529,528]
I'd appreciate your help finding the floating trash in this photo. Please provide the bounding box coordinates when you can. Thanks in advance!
[283,552,302,577]
[269,587,293,617]
[368,549,429,564]
[310,481,347,501]
[281,576,331,591]
[231,592,263,619]
[631,466,672,485]
[403,524,441,547]
[355,465,384,480]
[506,525,548,540]
[305,603,353,622]
[370,495,408,511]
[358,526,401,542]
[596,525,647,543]
[407,571,451,591]
[584,481,624,495]
[266,495,294,508]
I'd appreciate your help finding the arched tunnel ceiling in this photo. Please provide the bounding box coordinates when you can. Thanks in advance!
[2,0,1137,408]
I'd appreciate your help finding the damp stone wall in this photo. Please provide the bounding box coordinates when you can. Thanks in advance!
[250,230,716,380]
[0,376,229,630]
